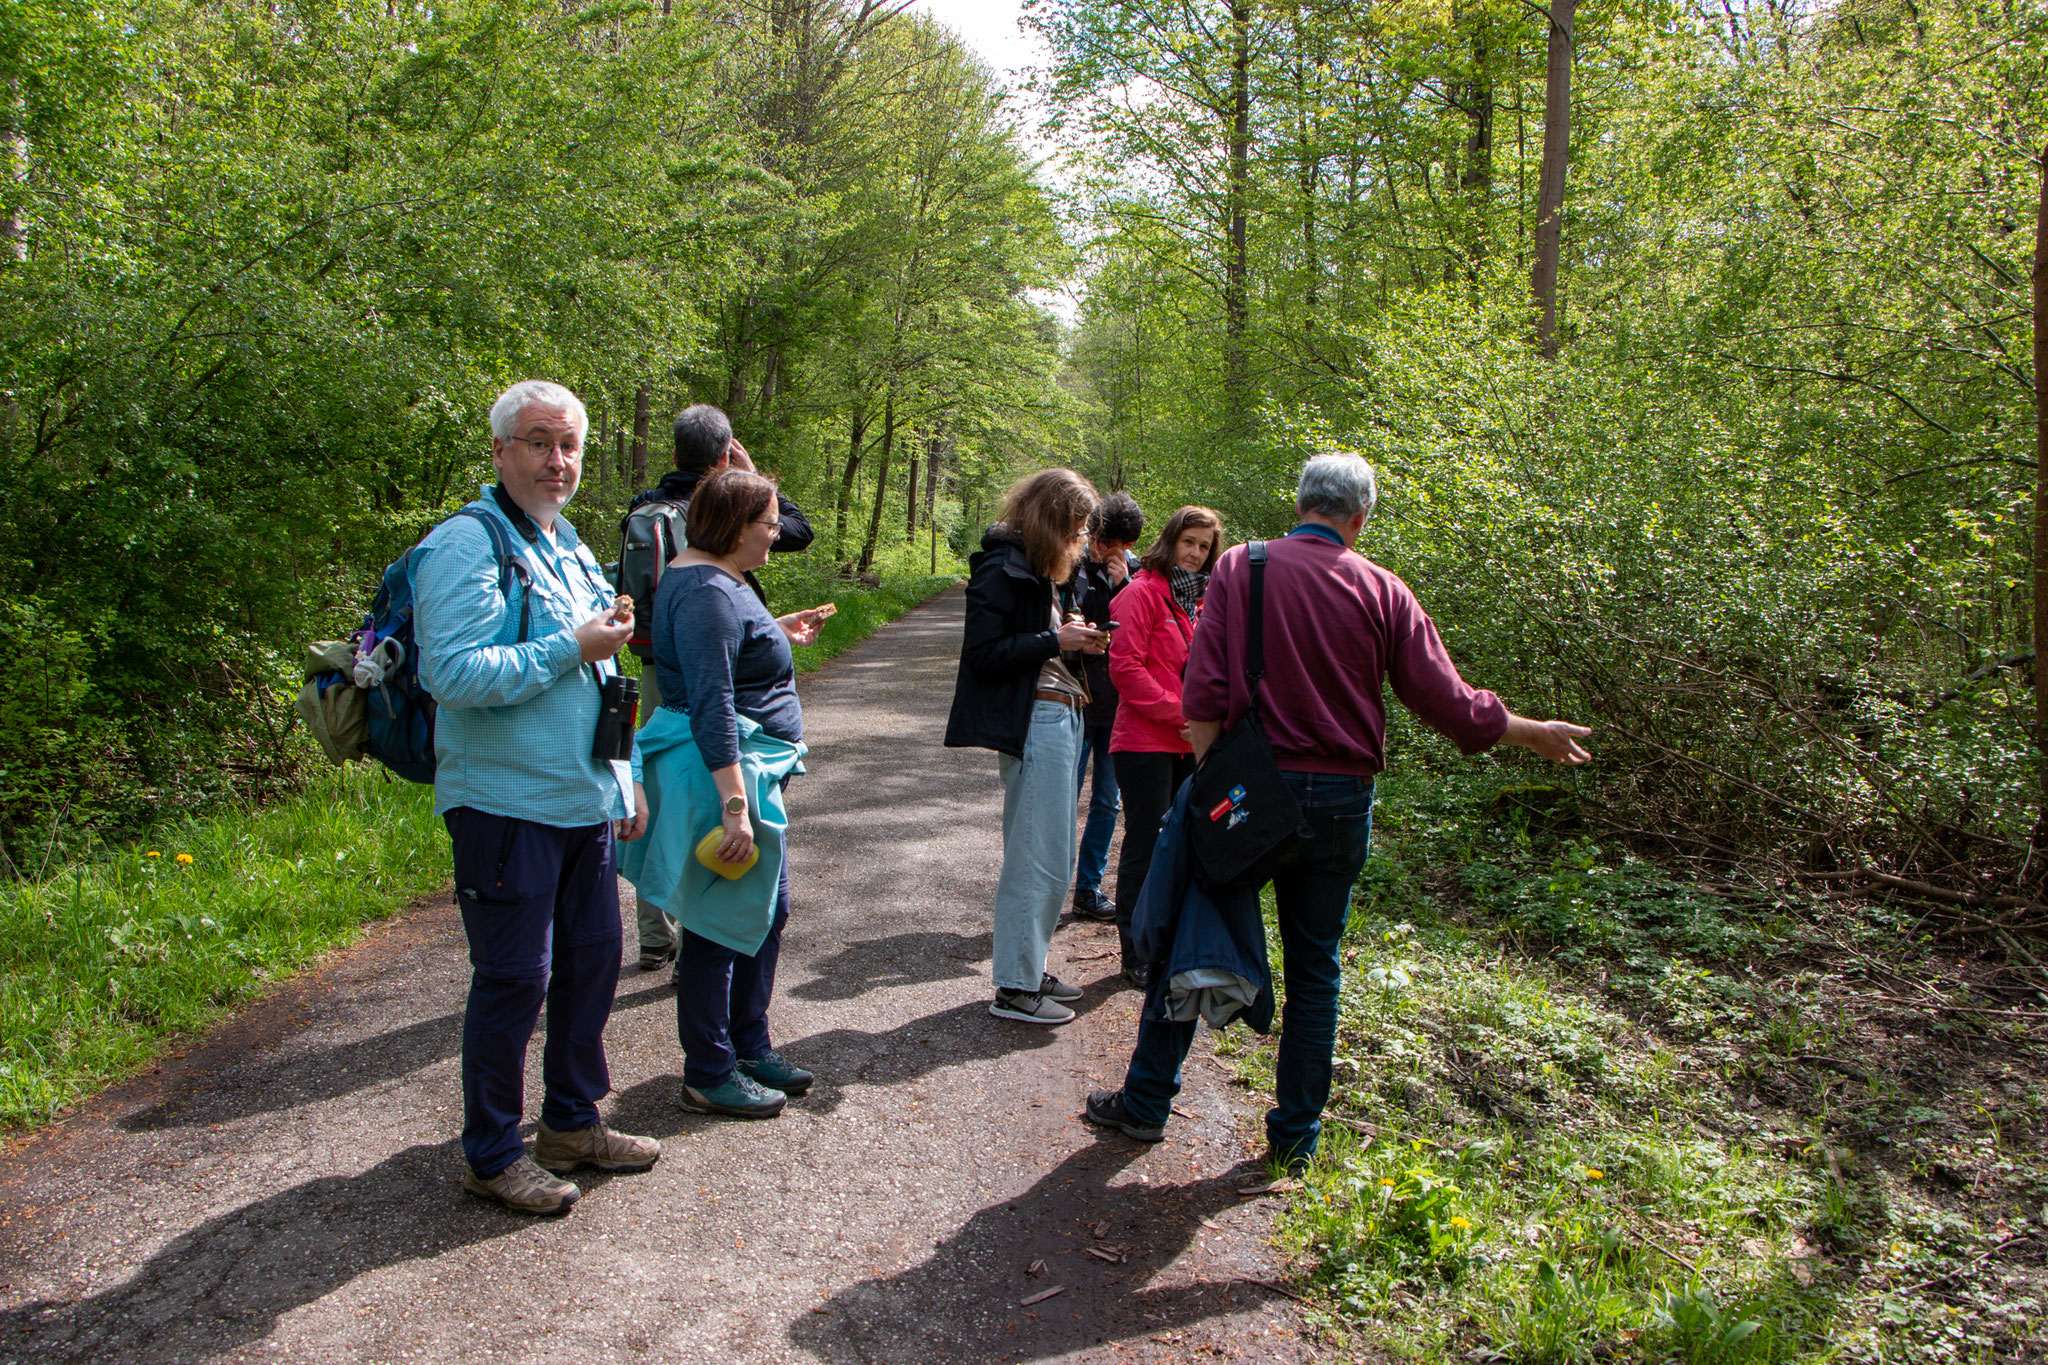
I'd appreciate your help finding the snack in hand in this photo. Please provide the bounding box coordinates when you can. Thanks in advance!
[610,593,634,625]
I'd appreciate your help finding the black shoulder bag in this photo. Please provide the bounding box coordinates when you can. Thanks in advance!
[1185,541,1313,891]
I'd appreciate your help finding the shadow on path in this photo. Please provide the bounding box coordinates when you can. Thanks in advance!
[0,1141,571,1365]
[118,979,675,1133]
[787,1143,1275,1363]
[787,931,993,1002]
[772,994,1114,1116]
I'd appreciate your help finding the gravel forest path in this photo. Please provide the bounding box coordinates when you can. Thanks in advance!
[0,587,1318,1365]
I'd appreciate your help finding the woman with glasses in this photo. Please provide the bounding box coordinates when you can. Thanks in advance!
[1106,505,1225,987]
[943,468,1106,1025]
[625,468,832,1118]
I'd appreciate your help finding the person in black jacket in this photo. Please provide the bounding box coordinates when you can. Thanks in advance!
[1068,492,1144,922]
[943,468,1107,1026]
[625,403,815,971]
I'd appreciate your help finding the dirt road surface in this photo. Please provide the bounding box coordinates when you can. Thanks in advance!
[0,588,1318,1364]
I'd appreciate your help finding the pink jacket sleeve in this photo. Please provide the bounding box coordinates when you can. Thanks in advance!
[1108,580,1185,728]
[1181,549,1236,724]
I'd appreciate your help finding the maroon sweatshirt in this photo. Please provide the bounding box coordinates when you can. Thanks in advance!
[1181,529,1509,776]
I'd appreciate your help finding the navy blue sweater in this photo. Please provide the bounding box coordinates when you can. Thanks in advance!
[652,563,802,769]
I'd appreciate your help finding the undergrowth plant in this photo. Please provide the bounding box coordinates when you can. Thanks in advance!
[1224,758,2046,1364]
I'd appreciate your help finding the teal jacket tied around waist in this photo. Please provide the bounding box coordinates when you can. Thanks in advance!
[620,705,806,956]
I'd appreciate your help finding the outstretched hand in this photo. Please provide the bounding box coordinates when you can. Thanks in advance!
[1501,713,1593,765]
[778,602,836,646]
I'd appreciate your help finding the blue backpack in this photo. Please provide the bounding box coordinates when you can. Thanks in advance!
[353,508,532,783]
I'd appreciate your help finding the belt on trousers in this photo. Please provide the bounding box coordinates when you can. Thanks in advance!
[1033,689,1084,709]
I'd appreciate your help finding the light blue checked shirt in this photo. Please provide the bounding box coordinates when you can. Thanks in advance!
[413,488,635,828]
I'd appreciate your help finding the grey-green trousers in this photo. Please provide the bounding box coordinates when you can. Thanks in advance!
[632,661,679,954]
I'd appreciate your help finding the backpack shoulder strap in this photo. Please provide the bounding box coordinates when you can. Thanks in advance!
[1245,541,1268,689]
[450,507,534,644]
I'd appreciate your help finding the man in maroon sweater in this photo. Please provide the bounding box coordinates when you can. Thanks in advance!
[1086,453,1590,1168]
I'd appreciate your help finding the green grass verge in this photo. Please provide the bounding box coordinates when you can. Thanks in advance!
[1,571,959,1134]
[785,573,959,674]
[0,765,448,1130]
[1221,754,2045,1364]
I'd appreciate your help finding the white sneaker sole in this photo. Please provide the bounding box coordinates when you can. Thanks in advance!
[990,1001,1075,1025]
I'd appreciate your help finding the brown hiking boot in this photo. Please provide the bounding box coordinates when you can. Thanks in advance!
[462,1154,580,1215]
[534,1120,661,1174]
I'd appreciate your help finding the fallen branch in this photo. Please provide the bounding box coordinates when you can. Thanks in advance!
[1897,1232,2034,1295]
[1232,1276,1311,1304]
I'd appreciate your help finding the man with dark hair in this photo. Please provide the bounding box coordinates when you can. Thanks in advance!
[1068,491,1144,923]
[623,403,815,971]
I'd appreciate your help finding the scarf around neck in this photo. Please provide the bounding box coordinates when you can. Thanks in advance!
[1166,565,1208,620]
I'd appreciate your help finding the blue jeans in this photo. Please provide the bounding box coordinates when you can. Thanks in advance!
[992,701,1085,991]
[446,809,623,1177]
[1118,772,1375,1161]
[1073,723,1120,894]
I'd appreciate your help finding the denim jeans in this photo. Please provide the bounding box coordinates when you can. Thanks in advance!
[445,809,622,1177]
[1073,722,1120,894]
[1118,771,1375,1161]
[992,700,1085,991]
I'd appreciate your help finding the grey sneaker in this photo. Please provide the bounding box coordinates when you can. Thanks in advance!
[1040,973,1083,1002]
[462,1154,580,1215]
[533,1120,661,1174]
[991,988,1075,1025]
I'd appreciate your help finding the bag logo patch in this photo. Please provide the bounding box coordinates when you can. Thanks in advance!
[1208,785,1251,823]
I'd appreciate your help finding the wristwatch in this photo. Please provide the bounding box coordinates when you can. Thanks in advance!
[724,795,747,817]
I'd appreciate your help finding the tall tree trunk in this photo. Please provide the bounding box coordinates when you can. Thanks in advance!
[1460,14,1494,275]
[1222,0,1253,434]
[926,430,940,573]
[2032,144,2048,843]
[859,391,895,574]
[1530,0,1576,358]
[905,443,919,538]
[1,80,24,264]
[836,405,867,548]
[630,385,650,488]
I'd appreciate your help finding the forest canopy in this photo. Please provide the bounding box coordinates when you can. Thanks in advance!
[1037,0,2048,890]
[0,0,1072,850]
[3,0,2045,901]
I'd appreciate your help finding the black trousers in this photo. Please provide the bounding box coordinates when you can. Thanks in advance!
[1110,750,1197,962]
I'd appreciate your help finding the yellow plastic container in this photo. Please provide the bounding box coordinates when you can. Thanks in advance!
[694,827,760,880]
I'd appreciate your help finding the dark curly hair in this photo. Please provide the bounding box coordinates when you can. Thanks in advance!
[1086,491,1145,546]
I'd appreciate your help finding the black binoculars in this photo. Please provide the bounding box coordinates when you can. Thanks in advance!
[592,674,640,762]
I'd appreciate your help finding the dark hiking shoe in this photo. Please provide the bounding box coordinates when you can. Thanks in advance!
[534,1120,661,1174]
[737,1050,814,1096]
[1084,1089,1166,1142]
[637,942,677,972]
[990,989,1075,1025]
[682,1073,787,1119]
[1040,973,1083,1002]
[462,1155,580,1215]
[1071,888,1116,921]
[1121,961,1151,991]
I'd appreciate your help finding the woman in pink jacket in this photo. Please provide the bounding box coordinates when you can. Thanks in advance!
[1106,505,1225,985]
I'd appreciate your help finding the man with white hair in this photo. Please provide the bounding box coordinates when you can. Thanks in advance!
[410,379,660,1214]
[1085,452,1592,1170]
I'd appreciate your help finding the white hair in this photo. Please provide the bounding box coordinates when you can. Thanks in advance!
[488,380,588,444]
[1296,452,1378,521]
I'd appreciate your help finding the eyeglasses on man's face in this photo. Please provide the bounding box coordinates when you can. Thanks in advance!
[506,433,582,458]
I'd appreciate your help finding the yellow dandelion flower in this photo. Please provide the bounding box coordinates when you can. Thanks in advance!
[1379,1177,1396,1188]
[1450,1216,1473,1231]
[145,850,161,858]
[1583,1167,1604,1180]
[175,853,193,865]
